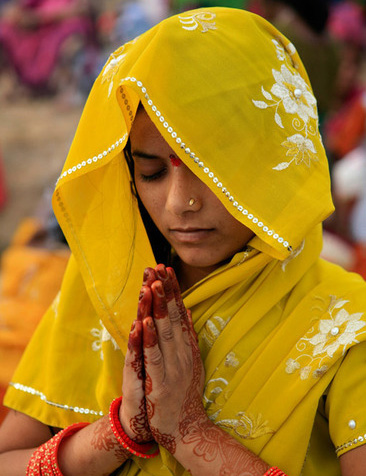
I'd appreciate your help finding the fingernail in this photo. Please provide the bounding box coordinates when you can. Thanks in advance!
[139,288,144,301]
[143,269,149,284]
[155,281,165,297]
[156,265,167,280]
[147,317,154,329]
[130,321,136,332]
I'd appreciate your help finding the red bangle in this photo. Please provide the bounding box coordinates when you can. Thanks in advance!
[263,467,288,476]
[109,396,159,459]
[27,422,89,476]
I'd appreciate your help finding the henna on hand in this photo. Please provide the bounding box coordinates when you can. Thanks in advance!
[90,418,130,463]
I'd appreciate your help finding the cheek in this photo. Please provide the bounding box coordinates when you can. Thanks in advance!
[136,183,164,223]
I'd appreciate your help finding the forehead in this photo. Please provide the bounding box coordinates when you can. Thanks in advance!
[130,108,174,156]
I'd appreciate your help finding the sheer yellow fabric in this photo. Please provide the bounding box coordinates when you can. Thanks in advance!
[5,8,366,475]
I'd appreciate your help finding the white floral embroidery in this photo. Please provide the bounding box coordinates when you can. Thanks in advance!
[278,134,317,170]
[203,377,228,405]
[271,65,317,124]
[252,42,320,171]
[201,315,231,348]
[216,411,274,440]
[286,296,366,379]
[224,351,239,368]
[101,37,138,97]
[90,320,120,360]
[179,11,216,32]
[272,39,286,61]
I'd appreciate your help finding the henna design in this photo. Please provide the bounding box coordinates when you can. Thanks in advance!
[179,318,205,437]
[169,154,182,167]
[145,395,154,420]
[90,418,129,462]
[129,398,151,442]
[218,437,268,476]
[145,371,153,396]
[150,424,177,454]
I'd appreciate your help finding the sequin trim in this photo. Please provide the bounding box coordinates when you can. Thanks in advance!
[55,133,128,185]
[336,433,366,455]
[120,76,292,251]
[9,382,104,416]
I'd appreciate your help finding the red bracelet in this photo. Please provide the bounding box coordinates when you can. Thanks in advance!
[26,422,89,476]
[109,396,159,459]
[263,467,288,476]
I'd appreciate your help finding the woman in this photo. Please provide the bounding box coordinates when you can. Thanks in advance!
[1,7,366,475]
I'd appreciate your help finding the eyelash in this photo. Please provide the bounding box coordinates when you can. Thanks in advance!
[139,168,167,182]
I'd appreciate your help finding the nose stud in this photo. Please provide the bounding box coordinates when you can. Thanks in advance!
[189,198,196,206]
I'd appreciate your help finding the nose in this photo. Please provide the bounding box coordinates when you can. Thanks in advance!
[165,162,203,216]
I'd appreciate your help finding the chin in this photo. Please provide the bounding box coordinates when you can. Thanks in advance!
[176,250,225,270]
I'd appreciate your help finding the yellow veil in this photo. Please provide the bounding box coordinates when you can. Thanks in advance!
[5,8,366,476]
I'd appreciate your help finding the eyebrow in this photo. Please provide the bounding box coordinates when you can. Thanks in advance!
[131,150,162,160]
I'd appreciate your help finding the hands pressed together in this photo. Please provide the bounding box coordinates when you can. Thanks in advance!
[120,264,206,455]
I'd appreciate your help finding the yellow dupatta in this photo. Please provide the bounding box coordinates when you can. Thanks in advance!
[5,8,366,476]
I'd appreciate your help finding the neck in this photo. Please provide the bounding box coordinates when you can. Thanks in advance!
[174,259,222,293]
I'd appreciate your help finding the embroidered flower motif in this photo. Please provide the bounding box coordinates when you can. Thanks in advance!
[203,377,228,407]
[102,52,127,97]
[272,39,286,61]
[179,11,216,32]
[271,65,317,124]
[225,351,239,368]
[286,296,366,379]
[252,42,320,172]
[201,315,231,348]
[217,411,274,440]
[90,320,120,360]
[276,134,317,170]
[309,303,366,358]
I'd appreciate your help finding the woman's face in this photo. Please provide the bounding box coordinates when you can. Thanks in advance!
[130,108,253,274]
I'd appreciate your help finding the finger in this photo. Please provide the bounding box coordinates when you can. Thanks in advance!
[142,267,157,287]
[167,267,190,333]
[151,280,178,363]
[155,264,174,302]
[123,320,144,390]
[137,285,152,322]
[121,320,150,441]
[156,265,183,333]
[142,316,164,394]
[186,309,199,345]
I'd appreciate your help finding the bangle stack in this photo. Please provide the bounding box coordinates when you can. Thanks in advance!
[109,396,159,459]
[26,422,89,476]
[263,467,288,476]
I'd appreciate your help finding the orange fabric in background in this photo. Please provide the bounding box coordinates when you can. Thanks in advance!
[0,218,69,422]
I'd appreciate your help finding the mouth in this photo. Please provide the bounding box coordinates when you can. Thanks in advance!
[169,227,215,243]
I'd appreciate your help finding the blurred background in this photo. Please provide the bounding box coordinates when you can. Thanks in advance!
[0,0,365,421]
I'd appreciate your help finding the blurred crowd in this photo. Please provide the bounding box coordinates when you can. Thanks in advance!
[0,0,365,421]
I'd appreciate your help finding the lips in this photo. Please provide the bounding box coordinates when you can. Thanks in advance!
[169,227,215,243]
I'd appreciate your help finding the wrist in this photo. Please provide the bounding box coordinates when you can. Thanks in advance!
[110,397,159,459]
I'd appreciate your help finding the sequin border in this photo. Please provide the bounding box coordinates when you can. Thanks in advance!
[336,433,366,455]
[121,76,291,251]
[9,382,104,416]
[55,133,128,186]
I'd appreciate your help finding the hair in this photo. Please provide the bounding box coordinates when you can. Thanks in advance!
[124,139,172,265]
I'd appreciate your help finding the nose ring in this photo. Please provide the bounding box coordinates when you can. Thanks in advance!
[189,198,196,206]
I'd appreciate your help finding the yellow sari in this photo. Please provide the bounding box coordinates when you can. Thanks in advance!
[5,8,366,475]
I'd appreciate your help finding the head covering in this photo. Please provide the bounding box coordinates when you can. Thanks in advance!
[53,6,332,329]
[5,8,366,476]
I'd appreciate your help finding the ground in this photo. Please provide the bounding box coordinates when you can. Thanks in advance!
[0,92,83,253]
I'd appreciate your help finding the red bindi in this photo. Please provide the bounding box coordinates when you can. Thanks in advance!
[170,154,182,167]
